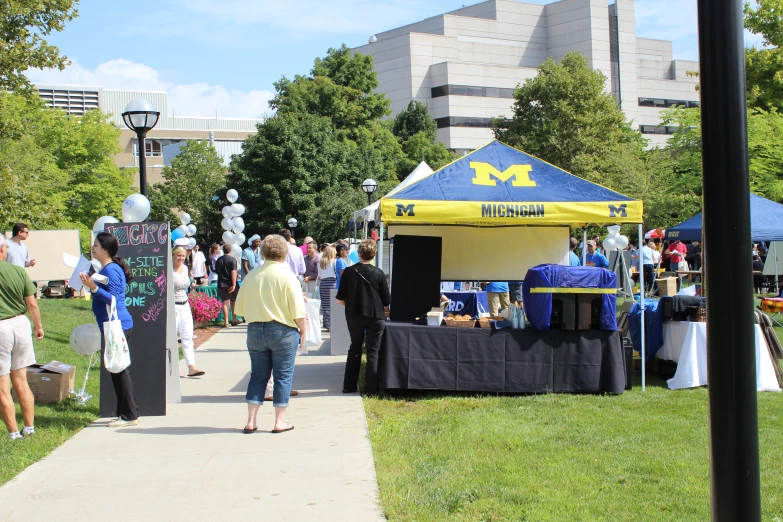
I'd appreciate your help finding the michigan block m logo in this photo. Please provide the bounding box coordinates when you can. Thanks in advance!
[608,204,627,218]
[470,162,536,187]
[396,204,415,217]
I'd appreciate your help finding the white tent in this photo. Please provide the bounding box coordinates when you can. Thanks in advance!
[351,161,433,238]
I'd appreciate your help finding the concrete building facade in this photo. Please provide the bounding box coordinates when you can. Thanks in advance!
[35,84,263,186]
[352,0,699,151]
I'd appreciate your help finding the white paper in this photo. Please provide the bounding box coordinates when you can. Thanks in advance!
[67,256,94,292]
[63,253,81,268]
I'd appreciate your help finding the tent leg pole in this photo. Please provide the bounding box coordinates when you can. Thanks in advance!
[638,224,646,392]
[379,222,384,271]
[775,244,779,295]
[582,228,587,266]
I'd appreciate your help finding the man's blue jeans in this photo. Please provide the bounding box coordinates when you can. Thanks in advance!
[245,321,299,408]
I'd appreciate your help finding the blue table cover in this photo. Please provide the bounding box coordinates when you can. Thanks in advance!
[523,264,617,331]
[628,298,664,361]
[443,291,489,317]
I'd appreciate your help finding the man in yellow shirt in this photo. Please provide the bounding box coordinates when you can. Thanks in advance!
[235,234,306,434]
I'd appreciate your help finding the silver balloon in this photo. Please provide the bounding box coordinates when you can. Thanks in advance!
[616,235,629,250]
[69,324,102,356]
[230,203,245,217]
[235,233,246,246]
[186,224,197,236]
[222,206,232,218]
[180,212,191,226]
[221,217,233,231]
[176,224,188,237]
[92,215,119,232]
[232,217,245,233]
[188,237,197,249]
[222,231,235,244]
[230,243,242,259]
[226,189,239,203]
[121,194,151,223]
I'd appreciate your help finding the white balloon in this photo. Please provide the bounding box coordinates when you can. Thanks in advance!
[232,217,245,233]
[180,212,191,226]
[222,231,235,244]
[186,224,197,236]
[607,225,622,236]
[222,206,233,218]
[221,217,234,231]
[230,203,245,217]
[188,237,197,249]
[603,238,617,252]
[92,215,119,232]
[616,235,629,249]
[121,194,151,223]
[235,233,246,246]
[176,224,189,237]
[230,243,242,259]
[226,189,239,203]
[69,324,102,356]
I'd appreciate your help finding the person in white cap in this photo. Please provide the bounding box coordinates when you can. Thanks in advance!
[242,235,263,277]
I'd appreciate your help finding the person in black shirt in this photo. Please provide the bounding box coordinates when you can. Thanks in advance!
[215,244,239,327]
[753,255,767,294]
[336,239,390,396]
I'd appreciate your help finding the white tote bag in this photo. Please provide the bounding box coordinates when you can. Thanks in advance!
[103,296,131,373]
[304,298,322,349]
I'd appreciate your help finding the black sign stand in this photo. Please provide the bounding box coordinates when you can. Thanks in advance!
[100,222,170,417]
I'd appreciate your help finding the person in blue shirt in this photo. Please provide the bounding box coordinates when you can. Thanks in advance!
[79,232,140,428]
[585,240,609,268]
[568,237,581,266]
[485,282,510,315]
[632,241,656,292]
[335,243,350,291]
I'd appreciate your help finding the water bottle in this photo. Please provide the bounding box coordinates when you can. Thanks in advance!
[518,305,526,329]
[511,304,519,329]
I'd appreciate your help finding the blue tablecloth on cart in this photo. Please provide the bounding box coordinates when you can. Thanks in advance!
[443,291,489,317]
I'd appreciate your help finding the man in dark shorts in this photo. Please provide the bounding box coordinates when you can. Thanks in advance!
[215,244,239,327]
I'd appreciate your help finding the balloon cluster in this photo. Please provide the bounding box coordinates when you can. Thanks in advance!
[603,225,629,252]
[171,213,198,249]
[92,193,151,233]
[220,189,244,259]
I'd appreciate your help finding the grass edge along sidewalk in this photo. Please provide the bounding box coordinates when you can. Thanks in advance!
[0,300,98,485]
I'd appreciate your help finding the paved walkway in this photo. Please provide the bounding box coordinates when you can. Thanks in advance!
[0,327,385,522]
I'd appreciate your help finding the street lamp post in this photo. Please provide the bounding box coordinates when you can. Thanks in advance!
[122,99,160,197]
[287,217,298,239]
[361,178,378,207]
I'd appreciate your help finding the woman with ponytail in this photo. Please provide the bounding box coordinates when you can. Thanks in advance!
[79,232,140,428]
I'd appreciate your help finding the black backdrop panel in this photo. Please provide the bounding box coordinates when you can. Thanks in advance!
[100,222,169,417]
[390,235,442,322]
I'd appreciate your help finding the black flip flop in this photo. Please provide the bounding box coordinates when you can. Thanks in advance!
[243,427,257,434]
[188,371,206,377]
[272,425,294,434]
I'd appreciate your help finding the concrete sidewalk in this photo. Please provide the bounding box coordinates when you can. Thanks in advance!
[0,327,385,522]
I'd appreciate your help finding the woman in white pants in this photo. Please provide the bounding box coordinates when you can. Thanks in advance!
[173,246,205,377]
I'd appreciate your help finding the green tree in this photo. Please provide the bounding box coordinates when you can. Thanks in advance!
[744,0,783,111]
[392,100,437,142]
[494,52,648,201]
[391,100,455,175]
[0,0,78,95]
[148,140,228,243]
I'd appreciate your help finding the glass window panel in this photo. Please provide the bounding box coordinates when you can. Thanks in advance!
[485,87,500,98]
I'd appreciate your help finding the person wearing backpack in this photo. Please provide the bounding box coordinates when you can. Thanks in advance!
[80,232,140,428]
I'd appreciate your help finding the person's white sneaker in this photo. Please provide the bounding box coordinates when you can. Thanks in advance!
[107,418,140,428]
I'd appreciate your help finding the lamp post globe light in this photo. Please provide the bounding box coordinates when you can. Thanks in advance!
[361,178,378,206]
[287,217,298,238]
[122,98,160,197]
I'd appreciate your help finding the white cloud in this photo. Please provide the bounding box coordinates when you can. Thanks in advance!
[26,58,273,119]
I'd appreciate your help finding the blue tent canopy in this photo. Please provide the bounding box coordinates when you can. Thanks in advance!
[666,194,783,242]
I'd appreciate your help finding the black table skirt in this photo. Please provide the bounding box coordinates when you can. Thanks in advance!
[380,323,626,394]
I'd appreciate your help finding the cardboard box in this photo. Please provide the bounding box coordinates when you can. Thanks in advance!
[657,277,678,297]
[12,361,76,403]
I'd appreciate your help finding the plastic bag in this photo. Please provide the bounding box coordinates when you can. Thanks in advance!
[304,298,322,349]
[103,296,131,373]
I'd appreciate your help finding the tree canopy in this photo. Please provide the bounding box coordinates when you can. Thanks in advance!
[0,0,78,95]
[745,0,783,111]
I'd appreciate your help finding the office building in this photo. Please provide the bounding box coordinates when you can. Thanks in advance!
[352,0,700,151]
[35,84,264,185]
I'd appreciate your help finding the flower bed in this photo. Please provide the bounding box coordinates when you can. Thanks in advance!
[189,291,222,328]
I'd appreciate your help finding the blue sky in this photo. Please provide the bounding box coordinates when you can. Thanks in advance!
[26,0,761,118]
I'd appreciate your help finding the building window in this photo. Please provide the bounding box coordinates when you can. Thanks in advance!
[435,117,497,129]
[431,85,516,99]
[638,97,700,109]
[639,125,680,135]
[131,138,164,157]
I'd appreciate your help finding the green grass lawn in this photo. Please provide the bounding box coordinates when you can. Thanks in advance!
[0,299,99,485]
[365,377,783,521]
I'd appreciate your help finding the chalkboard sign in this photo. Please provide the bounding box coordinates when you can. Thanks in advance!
[100,221,170,417]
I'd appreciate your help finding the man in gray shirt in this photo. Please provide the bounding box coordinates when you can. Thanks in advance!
[6,223,35,269]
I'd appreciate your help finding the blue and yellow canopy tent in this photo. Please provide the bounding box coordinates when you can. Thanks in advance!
[374,139,652,389]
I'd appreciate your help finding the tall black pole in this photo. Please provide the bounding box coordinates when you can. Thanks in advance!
[697,1,760,520]
[138,131,148,197]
